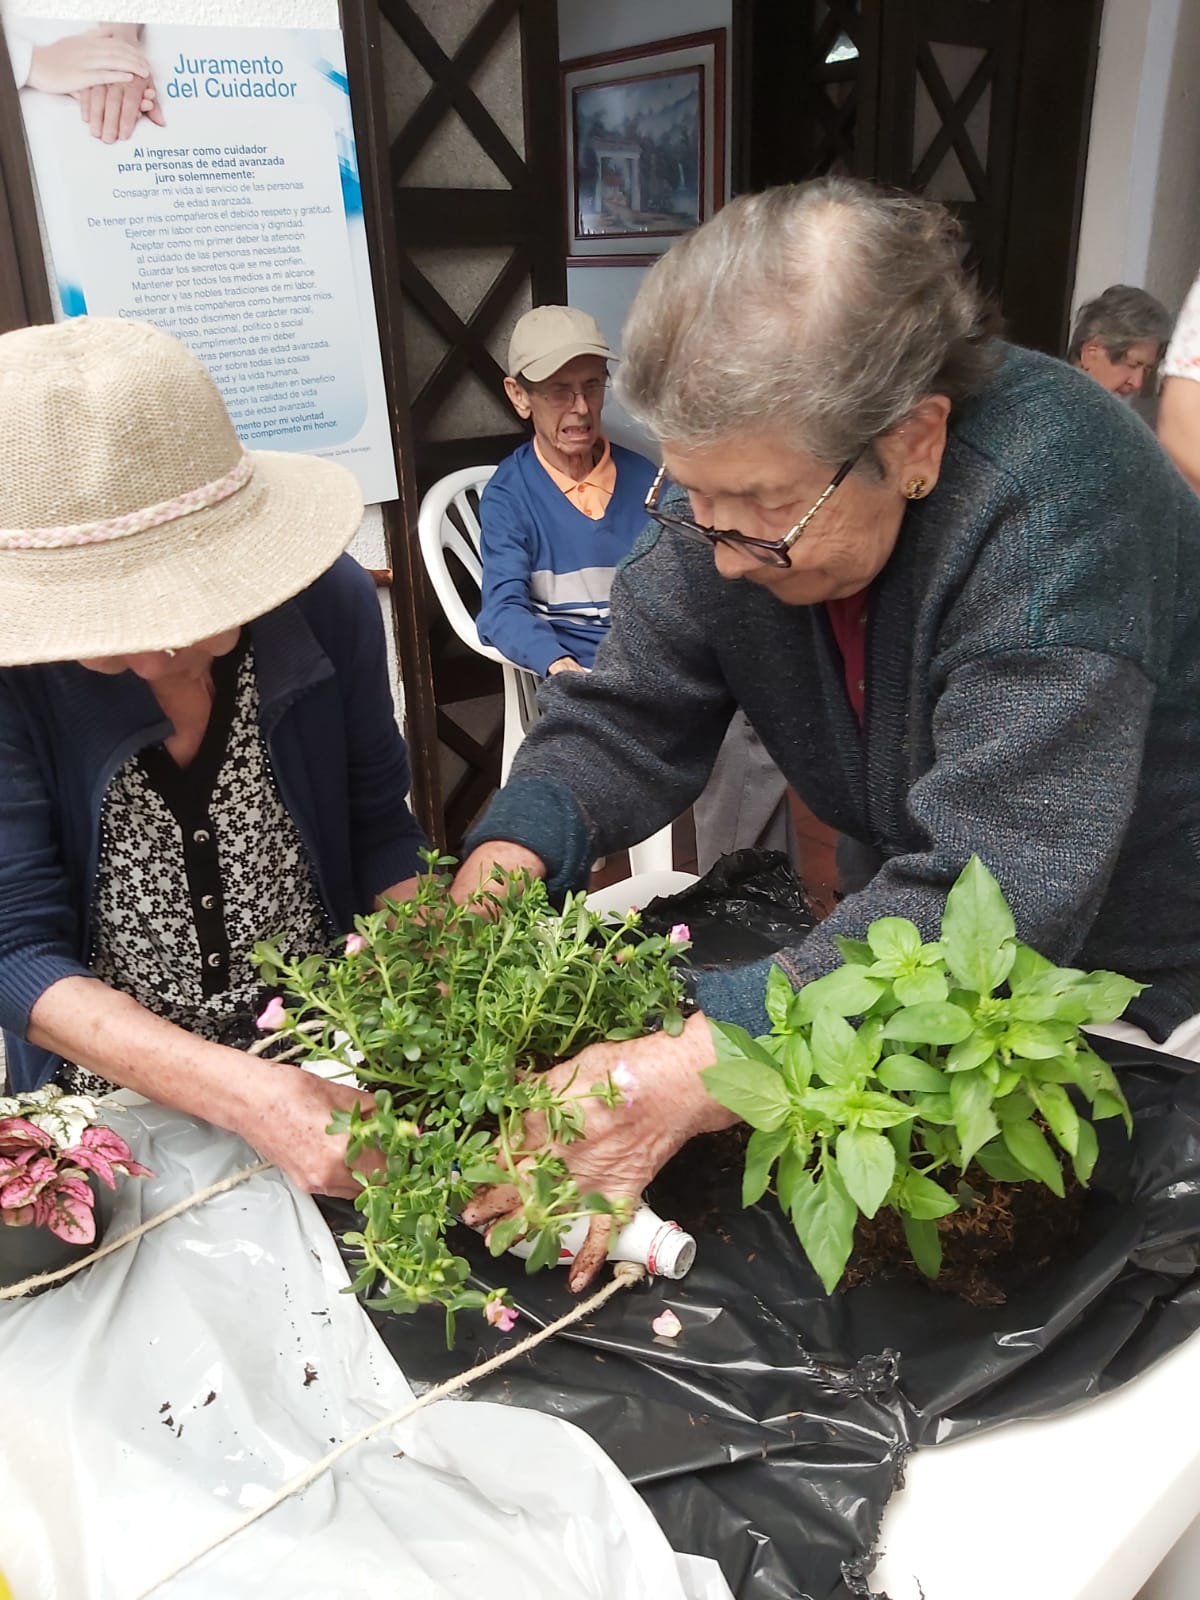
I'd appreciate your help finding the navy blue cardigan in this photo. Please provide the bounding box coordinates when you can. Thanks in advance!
[0,555,427,1092]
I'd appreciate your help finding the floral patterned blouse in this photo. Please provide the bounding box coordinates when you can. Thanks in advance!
[58,640,329,1096]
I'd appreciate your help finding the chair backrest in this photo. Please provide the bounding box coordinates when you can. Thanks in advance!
[416,465,540,781]
[415,465,502,663]
[414,468,684,858]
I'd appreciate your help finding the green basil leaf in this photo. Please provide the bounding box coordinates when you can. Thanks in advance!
[743,1125,792,1207]
[866,916,924,966]
[1008,942,1054,986]
[1008,967,1093,1024]
[993,1086,1035,1123]
[1003,1021,1078,1060]
[778,1032,814,1093]
[809,1009,873,1087]
[882,1001,974,1046]
[1072,971,1146,1025]
[892,967,949,1007]
[902,1213,943,1278]
[888,1118,914,1162]
[834,936,874,966]
[1028,1053,1079,1084]
[912,1092,956,1125]
[1075,1047,1134,1131]
[898,1171,959,1220]
[776,1138,811,1218]
[949,1069,1000,1168]
[940,855,1017,996]
[835,1127,896,1218]
[856,1015,886,1064]
[707,1020,785,1072]
[1031,1081,1080,1157]
[1091,1088,1129,1124]
[765,965,797,1031]
[974,1137,1036,1183]
[701,1058,791,1131]
[791,1165,858,1295]
[1072,1117,1100,1184]
[846,1090,921,1130]
[876,1054,949,1093]
[792,967,886,1027]
[1002,1118,1065,1196]
[945,1032,999,1074]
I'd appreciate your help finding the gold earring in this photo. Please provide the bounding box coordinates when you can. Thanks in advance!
[904,477,928,500]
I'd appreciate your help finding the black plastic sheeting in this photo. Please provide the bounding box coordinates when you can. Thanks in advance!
[320,852,1200,1600]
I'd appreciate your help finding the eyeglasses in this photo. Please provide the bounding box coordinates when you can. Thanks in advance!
[528,378,609,408]
[644,454,860,568]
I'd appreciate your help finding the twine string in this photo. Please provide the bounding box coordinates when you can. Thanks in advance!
[2,1135,648,1598]
[133,1260,646,1599]
[0,1161,271,1301]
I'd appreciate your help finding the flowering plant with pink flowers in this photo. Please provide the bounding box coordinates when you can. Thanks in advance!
[252,856,690,1340]
[0,1085,153,1245]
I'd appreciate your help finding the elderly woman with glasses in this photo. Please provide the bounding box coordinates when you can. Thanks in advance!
[452,178,1200,1291]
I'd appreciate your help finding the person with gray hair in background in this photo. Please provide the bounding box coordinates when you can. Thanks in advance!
[1067,283,1171,401]
[453,179,1200,1292]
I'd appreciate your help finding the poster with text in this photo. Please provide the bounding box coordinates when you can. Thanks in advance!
[6,16,398,504]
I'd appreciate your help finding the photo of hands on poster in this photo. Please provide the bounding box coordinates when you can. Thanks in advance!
[4,12,397,503]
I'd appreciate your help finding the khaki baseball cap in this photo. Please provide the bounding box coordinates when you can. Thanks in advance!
[507,305,614,382]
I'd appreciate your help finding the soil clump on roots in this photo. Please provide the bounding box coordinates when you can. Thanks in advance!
[653,1129,1086,1306]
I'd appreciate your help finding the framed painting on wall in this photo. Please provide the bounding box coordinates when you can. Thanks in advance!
[561,29,726,266]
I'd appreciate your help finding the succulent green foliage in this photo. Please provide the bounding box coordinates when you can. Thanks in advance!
[702,856,1141,1295]
[252,854,687,1341]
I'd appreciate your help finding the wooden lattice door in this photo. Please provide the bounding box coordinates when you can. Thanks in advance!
[734,0,1101,353]
[376,0,566,846]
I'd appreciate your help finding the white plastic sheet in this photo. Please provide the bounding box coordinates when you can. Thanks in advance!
[0,1101,732,1600]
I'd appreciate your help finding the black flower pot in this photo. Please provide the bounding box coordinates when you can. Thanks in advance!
[0,1199,102,1295]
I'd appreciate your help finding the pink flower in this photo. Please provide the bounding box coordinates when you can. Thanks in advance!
[256,996,287,1032]
[344,933,367,956]
[668,923,691,945]
[651,1308,682,1339]
[484,1299,518,1333]
[610,1061,638,1108]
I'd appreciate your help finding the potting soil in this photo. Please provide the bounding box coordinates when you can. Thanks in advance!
[321,850,1200,1600]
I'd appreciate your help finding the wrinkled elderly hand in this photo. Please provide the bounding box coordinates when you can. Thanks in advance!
[234,1063,383,1200]
[462,1013,735,1291]
[450,840,546,907]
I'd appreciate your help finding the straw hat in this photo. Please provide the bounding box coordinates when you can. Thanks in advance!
[0,316,365,666]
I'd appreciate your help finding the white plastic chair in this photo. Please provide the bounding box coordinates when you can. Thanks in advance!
[416,466,683,878]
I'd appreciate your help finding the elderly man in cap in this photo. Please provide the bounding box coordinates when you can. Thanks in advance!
[477,305,657,678]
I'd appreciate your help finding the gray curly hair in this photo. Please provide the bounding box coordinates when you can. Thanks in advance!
[1067,284,1172,364]
[615,178,1000,465]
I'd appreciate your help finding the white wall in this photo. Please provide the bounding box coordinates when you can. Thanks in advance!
[5,0,398,695]
[1073,0,1200,325]
[558,0,733,459]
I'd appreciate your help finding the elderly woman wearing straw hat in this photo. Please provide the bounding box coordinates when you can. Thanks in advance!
[0,317,426,1197]
[452,178,1200,1290]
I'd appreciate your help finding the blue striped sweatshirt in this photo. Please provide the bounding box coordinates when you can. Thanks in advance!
[477,439,657,675]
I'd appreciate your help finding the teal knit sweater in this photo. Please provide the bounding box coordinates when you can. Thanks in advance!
[466,346,1200,1043]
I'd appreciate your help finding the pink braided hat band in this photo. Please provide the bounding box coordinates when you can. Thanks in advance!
[0,453,255,552]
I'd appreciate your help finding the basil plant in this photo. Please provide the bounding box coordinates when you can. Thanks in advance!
[701,857,1141,1294]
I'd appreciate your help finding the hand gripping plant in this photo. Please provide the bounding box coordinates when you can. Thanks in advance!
[701,857,1140,1294]
[252,858,689,1341]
